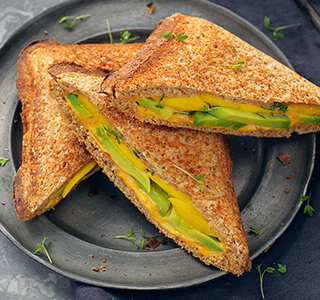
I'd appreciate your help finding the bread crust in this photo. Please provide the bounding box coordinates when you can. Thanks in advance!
[49,63,251,275]
[14,40,142,221]
[101,13,320,138]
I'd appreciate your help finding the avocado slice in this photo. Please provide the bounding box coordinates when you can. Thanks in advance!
[138,180,171,217]
[208,107,291,129]
[66,93,92,119]
[167,207,223,251]
[137,98,174,120]
[298,113,320,124]
[94,126,151,192]
[194,111,246,129]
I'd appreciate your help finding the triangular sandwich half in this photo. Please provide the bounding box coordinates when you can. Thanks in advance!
[49,63,251,275]
[101,13,320,138]
[13,40,142,221]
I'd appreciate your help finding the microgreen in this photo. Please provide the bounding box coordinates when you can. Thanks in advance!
[0,158,9,166]
[173,164,206,192]
[256,264,275,299]
[246,203,253,211]
[102,124,123,145]
[133,148,145,158]
[106,19,139,44]
[34,237,52,264]
[120,28,139,44]
[115,227,137,246]
[262,102,289,116]
[163,32,188,42]
[300,193,315,216]
[155,94,165,108]
[264,17,300,41]
[140,229,162,249]
[250,221,269,235]
[59,14,91,29]
[227,60,244,69]
[277,263,287,274]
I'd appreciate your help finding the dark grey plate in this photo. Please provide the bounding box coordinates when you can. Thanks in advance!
[0,0,315,290]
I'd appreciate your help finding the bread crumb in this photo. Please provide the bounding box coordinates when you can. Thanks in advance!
[277,154,291,166]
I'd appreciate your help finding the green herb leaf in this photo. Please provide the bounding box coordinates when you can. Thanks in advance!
[163,32,188,42]
[101,124,123,144]
[264,17,300,41]
[277,263,287,274]
[250,221,269,235]
[173,164,206,192]
[261,102,289,116]
[227,60,244,69]
[155,94,165,108]
[115,227,137,246]
[0,158,9,166]
[256,263,275,299]
[34,237,52,264]
[246,203,253,211]
[140,229,161,249]
[106,20,139,44]
[59,14,91,29]
[176,32,188,42]
[300,193,315,216]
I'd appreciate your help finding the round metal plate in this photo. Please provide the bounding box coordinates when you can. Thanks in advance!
[0,0,315,290]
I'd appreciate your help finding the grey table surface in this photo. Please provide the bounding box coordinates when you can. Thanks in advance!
[1,2,74,299]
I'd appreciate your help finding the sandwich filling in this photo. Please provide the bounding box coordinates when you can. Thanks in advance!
[65,93,224,253]
[44,159,99,210]
[135,93,320,131]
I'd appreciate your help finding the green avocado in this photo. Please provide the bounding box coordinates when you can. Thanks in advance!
[94,126,151,192]
[167,207,223,252]
[137,98,174,120]
[66,93,92,119]
[298,113,320,124]
[194,111,246,129]
[208,107,292,129]
[138,180,171,217]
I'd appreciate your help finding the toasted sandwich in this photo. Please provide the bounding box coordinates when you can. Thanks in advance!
[13,40,142,221]
[49,62,251,275]
[101,13,320,138]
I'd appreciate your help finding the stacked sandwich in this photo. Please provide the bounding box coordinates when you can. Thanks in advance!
[13,13,320,276]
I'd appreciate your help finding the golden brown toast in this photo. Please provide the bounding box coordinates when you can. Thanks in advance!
[14,40,142,221]
[49,63,251,276]
[101,13,320,138]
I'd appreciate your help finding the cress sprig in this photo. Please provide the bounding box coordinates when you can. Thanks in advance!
[227,60,244,69]
[34,237,52,264]
[0,158,9,166]
[262,102,289,116]
[264,17,300,41]
[106,19,140,44]
[250,221,269,235]
[256,264,275,299]
[163,32,188,42]
[300,193,315,216]
[140,229,162,249]
[115,227,137,246]
[173,164,206,192]
[59,14,91,29]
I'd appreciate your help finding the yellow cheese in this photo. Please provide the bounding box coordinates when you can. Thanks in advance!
[153,95,207,111]
[62,159,97,198]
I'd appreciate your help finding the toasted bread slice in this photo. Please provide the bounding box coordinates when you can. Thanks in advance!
[14,40,142,221]
[49,63,251,275]
[101,13,320,138]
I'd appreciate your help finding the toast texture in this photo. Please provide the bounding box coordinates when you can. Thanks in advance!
[14,40,142,221]
[101,13,320,138]
[49,63,251,275]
